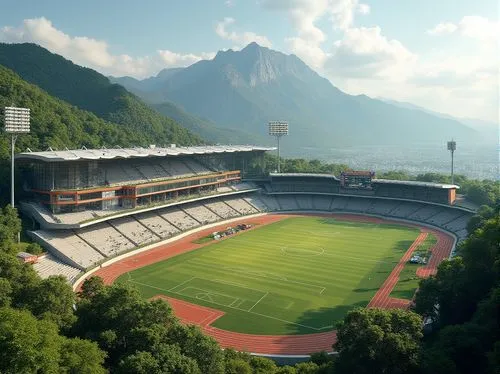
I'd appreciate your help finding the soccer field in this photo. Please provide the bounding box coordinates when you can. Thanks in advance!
[117,216,419,335]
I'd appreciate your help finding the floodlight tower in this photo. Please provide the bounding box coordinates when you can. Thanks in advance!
[4,107,31,208]
[447,140,457,185]
[268,121,288,173]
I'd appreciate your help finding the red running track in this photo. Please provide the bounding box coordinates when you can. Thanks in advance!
[76,213,454,355]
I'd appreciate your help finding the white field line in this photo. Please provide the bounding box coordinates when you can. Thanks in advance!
[210,278,269,294]
[247,292,269,312]
[128,278,330,331]
[169,276,196,292]
[181,286,239,302]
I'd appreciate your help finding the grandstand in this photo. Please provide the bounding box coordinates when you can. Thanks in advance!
[32,254,82,283]
[20,150,474,283]
[158,207,200,231]
[28,188,473,282]
[137,211,181,238]
[18,145,271,217]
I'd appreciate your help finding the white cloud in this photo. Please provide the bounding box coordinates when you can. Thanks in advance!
[427,16,499,41]
[357,3,370,15]
[426,22,458,35]
[326,26,416,79]
[458,16,499,40]
[0,17,213,78]
[285,36,328,69]
[259,0,372,72]
[224,0,234,7]
[158,50,215,66]
[260,0,369,33]
[260,2,498,121]
[215,17,272,48]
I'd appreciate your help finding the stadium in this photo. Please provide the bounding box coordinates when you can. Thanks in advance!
[18,144,474,358]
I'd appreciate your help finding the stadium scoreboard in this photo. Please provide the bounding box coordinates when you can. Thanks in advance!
[340,170,375,189]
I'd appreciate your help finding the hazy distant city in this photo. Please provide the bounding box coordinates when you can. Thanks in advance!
[293,143,499,181]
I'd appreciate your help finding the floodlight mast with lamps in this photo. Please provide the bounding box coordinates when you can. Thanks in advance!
[268,121,288,173]
[447,140,457,185]
[4,107,31,209]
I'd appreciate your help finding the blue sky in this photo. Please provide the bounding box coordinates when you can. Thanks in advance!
[0,0,498,122]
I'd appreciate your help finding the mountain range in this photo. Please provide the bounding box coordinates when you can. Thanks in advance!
[0,43,202,149]
[112,42,485,150]
[379,98,498,140]
[0,42,489,160]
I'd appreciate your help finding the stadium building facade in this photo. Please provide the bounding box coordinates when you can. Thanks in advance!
[18,145,272,214]
[269,173,458,205]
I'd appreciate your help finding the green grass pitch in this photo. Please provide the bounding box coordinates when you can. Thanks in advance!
[117,216,419,335]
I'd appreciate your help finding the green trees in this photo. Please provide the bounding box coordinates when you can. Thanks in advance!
[0,205,21,247]
[0,226,107,373]
[0,307,62,374]
[0,307,105,374]
[24,276,76,329]
[334,308,423,374]
[414,213,500,373]
[0,65,137,152]
[71,279,227,373]
[59,337,107,374]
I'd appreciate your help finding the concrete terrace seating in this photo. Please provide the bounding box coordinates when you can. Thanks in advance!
[295,195,314,210]
[275,195,300,211]
[444,214,469,232]
[120,164,145,182]
[426,210,463,226]
[159,208,200,231]
[243,196,269,212]
[368,200,401,215]
[136,212,180,238]
[258,195,281,211]
[183,205,220,224]
[388,202,422,218]
[160,160,193,178]
[204,200,241,219]
[312,195,333,211]
[77,223,134,257]
[456,229,468,240]
[330,196,349,211]
[224,197,259,215]
[344,198,370,212]
[104,165,130,185]
[34,230,104,269]
[183,159,211,174]
[110,217,159,246]
[33,254,81,283]
[136,164,166,180]
[407,205,441,222]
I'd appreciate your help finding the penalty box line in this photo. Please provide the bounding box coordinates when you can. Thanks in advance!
[135,276,269,313]
[127,278,331,331]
